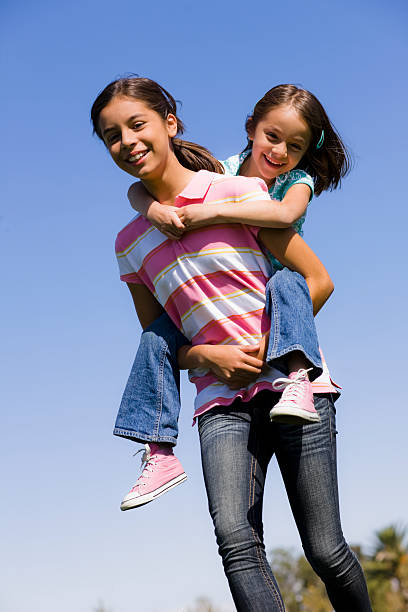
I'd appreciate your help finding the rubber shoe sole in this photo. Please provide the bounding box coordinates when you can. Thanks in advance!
[120,472,187,511]
[270,405,320,425]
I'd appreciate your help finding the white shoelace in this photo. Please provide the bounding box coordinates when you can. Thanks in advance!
[131,444,157,490]
[133,443,150,464]
[272,368,312,400]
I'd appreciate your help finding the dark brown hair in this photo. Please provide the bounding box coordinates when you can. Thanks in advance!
[91,77,224,174]
[244,84,351,195]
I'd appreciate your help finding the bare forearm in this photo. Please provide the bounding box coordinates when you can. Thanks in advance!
[215,183,309,228]
[177,344,209,370]
[177,338,269,369]
[178,342,265,388]
[305,276,334,315]
[215,200,296,228]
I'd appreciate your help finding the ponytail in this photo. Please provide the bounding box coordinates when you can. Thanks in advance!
[172,138,224,173]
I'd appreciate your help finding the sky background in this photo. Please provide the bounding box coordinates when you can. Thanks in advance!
[1,1,407,611]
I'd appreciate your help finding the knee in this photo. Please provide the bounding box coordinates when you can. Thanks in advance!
[140,328,164,347]
[274,268,307,293]
[213,513,263,569]
[214,513,248,547]
[143,314,187,355]
[143,313,173,342]
[140,313,175,352]
[267,269,309,305]
[304,538,356,579]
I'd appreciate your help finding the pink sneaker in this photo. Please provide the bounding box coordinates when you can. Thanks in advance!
[120,443,187,511]
[270,369,320,424]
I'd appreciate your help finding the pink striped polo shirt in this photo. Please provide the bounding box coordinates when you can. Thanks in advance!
[115,170,338,419]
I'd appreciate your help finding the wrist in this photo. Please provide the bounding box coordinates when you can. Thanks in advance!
[146,201,160,222]
[178,344,210,369]
[194,345,213,368]
[191,345,214,369]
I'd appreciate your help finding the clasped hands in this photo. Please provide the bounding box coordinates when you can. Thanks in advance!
[147,201,216,241]
[194,333,270,390]
[144,199,269,389]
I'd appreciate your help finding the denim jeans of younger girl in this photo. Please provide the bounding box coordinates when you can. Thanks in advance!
[114,268,323,445]
[198,392,372,612]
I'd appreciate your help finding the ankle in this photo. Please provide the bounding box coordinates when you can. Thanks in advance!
[148,442,174,455]
[287,351,310,375]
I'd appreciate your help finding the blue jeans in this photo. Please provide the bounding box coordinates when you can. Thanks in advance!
[114,268,322,445]
[113,313,187,445]
[198,393,372,612]
[265,269,322,378]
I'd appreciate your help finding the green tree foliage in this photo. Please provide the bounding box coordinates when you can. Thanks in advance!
[269,524,408,612]
[363,524,408,611]
[92,525,407,612]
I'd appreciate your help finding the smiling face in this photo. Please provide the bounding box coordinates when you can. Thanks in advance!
[245,104,312,186]
[98,95,178,181]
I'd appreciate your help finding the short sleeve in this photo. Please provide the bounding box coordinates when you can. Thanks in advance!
[283,170,314,202]
[220,155,240,176]
[115,236,144,284]
[116,255,143,284]
[220,151,251,177]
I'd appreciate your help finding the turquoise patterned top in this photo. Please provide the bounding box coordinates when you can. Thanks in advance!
[221,150,314,269]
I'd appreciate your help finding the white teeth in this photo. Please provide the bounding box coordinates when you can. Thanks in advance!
[266,157,283,166]
[129,151,147,162]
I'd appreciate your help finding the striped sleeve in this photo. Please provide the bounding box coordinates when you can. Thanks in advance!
[115,236,144,284]
[116,254,143,283]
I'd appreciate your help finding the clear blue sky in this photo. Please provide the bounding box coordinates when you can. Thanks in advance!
[1,1,407,611]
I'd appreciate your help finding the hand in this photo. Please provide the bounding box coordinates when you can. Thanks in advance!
[201,344,264,389]
[147,201,186,240]
[177,204,218,230]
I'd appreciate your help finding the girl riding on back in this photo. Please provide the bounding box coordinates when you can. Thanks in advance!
[119,84,348,510]
[91,76,372,611]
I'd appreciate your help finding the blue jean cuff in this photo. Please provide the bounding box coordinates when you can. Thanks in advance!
[266,344,323,381]
[113,427,177,446]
